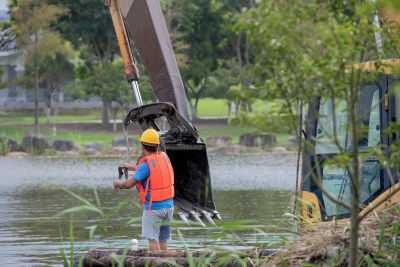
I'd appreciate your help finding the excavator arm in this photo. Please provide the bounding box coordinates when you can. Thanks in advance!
[105,0,220,226]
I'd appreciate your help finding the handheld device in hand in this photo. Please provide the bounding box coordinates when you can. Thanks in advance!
[118,166,129,180]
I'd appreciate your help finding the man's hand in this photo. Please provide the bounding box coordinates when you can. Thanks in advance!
[113,179,123,189]
[121,163,136,171]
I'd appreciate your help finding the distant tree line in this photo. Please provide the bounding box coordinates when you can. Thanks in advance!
[1,0,260,131]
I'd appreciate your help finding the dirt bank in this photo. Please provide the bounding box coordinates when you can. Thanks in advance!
[269,202,400,266]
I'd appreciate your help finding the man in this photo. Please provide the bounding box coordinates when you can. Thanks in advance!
[113,129,174,251]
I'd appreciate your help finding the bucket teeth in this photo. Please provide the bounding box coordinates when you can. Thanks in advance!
[189,211,206,227]
[174,198,220,226]
[200,210,216,225]
[177,212,190,225]
[212,211,222,221]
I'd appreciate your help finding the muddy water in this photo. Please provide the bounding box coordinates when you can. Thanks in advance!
[0,153,298,266]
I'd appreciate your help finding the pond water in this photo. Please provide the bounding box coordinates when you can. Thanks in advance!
[0,153,298,266]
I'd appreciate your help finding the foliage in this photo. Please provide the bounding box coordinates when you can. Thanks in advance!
[236,0,400,266]
[178,0,227,113]
[11,0,68,133]
[68,57,133,124]
[17,41,75,123]
[0,132,10,156]
[160,0,190,69]
[0,66,7,89]
[37,181,287,266]
[48,0,116,64]
[11,0,68,65]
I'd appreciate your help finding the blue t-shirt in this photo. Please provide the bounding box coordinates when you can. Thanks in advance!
[133,161,174,210]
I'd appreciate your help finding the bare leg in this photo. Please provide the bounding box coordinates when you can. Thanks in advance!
[149,239,160,251]
[159,241,167,250]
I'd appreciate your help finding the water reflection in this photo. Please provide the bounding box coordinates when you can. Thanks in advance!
[0,153,297,266]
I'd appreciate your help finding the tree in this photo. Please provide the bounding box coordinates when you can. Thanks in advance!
[160,0,190,69]
[12,0,67,133]
[220,0,257,96]
[48,0,120,124]
[67,57,132,127]
[0,67,7,88]
[177,0,225,118]
[237,0,400,266]
[17,41,75,123]
[48,0,116,65]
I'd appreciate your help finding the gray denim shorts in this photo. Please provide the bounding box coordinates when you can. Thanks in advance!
[142,207,174,241]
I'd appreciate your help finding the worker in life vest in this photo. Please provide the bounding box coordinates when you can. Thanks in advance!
[113,129,175,251]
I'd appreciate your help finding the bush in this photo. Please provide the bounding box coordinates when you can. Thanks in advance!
[0,133,10,156]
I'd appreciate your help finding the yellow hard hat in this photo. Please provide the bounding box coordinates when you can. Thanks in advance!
[140,129,160,144]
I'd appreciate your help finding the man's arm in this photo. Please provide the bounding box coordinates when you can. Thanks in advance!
[121,163,136,171]
[113,177,139,189]
[113,162,149,190]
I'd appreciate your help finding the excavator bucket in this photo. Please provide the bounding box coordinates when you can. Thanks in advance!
[124,103,221,226]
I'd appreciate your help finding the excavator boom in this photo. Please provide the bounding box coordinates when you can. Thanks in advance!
[114,0,190,120]
[106,0,219,226]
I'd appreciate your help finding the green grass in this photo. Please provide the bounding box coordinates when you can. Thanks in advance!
[195,98,267,117]
[0,110,101,125]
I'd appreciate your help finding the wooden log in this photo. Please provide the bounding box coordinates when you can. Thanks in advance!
[73,249,276,267]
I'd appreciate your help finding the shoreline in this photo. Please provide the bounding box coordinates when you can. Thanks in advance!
[1,148,298,159]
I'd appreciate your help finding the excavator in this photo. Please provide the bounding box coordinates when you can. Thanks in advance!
[105,0,220,227]
[299,7,400,223]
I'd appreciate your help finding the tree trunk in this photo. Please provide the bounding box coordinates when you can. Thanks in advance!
[347,73,361,267]
[54,86,60,116]
[112,106,118,132]
[235,100,240,117]
[34,32,39,134]
[193,77,208,112]
[44,84,52,124]
[102,100,110,125]
[46,107,51,124]
[227,101,232,121]
[349,193,360,266]
[247,102,253,112]
[184,85,197,120]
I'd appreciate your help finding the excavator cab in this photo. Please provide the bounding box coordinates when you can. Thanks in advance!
[300,64,400,223]
[124,102,220,226]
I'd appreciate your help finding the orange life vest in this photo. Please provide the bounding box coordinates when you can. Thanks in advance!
[136,152,174,211]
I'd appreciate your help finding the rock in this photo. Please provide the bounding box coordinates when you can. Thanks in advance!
[239,133,277,148]
[326,245,341,259]
[7,138,18,152]
[84,148,101,156]
[208,145,241,155]
[0,137,17,154]
[206,136,232,146]
[272,146,288,153]
[83,142,103,152]
[60,151,80,157]
[7,151,29,158]
[20,133,52,154]
[112,136,140,147]
[53,139,76,151]
[286,136,298,147]
[239,133,253,147]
